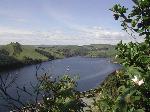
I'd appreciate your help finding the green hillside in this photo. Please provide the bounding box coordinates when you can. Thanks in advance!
[38,44,116,58]
[0,42,50,71]
[0,42,117,71]
[0,42,48,60]
[83,44,116,57]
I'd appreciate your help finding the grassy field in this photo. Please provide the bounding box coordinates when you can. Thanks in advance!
[17,46,48,60]
[0,43,48,61]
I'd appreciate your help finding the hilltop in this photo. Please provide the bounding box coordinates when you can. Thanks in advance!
[0,42,51,71]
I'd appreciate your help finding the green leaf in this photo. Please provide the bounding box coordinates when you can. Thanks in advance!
[131,20,137,27]
[135,109,145,112]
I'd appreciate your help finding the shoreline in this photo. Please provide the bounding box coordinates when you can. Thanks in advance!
[0,56,114,72]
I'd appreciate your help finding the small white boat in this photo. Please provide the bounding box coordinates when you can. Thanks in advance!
[66,66,70,71]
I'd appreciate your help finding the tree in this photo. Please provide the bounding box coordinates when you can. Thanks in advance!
[111,0,150,42]
[95,0,150,111]
[0,66,85,111]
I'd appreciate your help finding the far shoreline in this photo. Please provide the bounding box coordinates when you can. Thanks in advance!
[0,56,116,73]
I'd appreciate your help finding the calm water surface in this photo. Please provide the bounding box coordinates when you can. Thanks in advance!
[0,57,121,111]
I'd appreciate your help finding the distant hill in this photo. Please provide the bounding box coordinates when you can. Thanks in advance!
[37,44,116,58]
[0,42,116,71]
[83,44,116,57]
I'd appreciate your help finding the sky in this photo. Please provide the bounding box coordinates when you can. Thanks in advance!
[0,0,143,45]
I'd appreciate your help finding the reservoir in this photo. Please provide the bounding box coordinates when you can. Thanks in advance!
[0,57,121,111]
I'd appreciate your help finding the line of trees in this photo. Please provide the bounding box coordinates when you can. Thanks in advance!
[35,49,55,60]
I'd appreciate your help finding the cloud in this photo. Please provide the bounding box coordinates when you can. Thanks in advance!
[0,27,33,35]
[0,26,143,45]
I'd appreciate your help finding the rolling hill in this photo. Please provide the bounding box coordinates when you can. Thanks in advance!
[0,42,117,71]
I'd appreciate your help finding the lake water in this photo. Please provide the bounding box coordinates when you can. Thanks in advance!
[0,57,121,111]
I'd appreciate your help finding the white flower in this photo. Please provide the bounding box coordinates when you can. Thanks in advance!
[116,70,119,74]
[131,76,144,86]
[132,76,138,83]
[138,79,144,86]
[47,97,50,100]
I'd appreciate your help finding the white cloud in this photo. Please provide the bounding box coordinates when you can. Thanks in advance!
[0,27,33,35]
[0,26,143,45]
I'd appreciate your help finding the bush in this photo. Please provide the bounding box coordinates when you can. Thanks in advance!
[0,73,85,112]
[94,0,150,112]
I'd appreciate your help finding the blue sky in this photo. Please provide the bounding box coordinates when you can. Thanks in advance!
[0,0,142,45]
